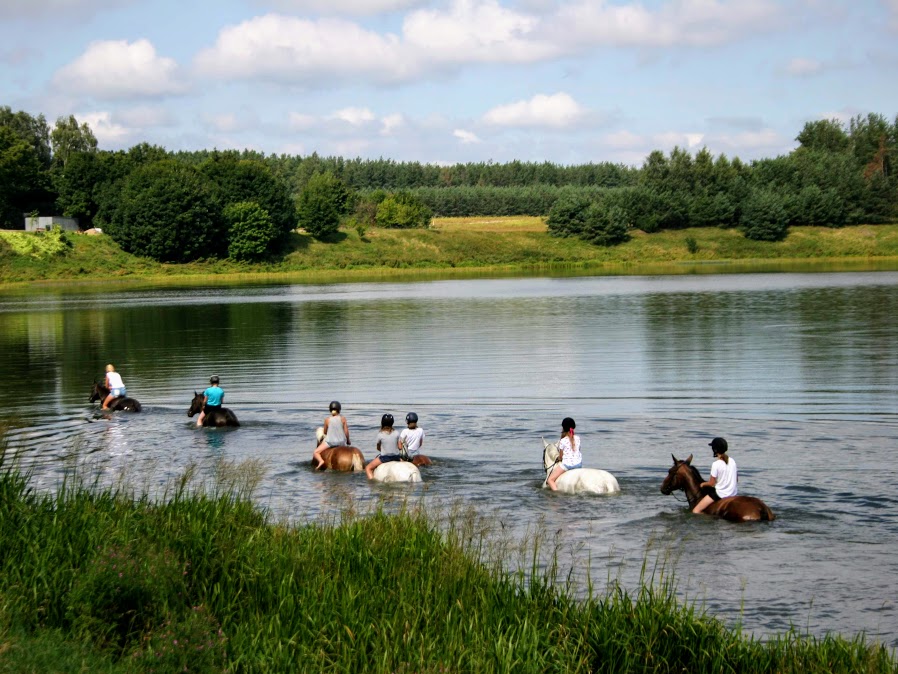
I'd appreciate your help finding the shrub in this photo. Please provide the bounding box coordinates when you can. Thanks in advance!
[582,203,631,246]
[106,160,223,262]
[375,191,432,229]
[741,188,790,241]
[546,190,591,237]
[224,201,277,261]
[296,172,345,239]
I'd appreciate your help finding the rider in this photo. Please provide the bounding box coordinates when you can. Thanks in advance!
[313,401,350,469]
[365,414,402,479]
[196,375,224,427]
[692,437,738,514]
[547,417,582,491]
[399,412,425,461]
[102,364,126,409]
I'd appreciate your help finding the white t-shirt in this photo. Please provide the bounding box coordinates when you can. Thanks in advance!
[399,427,425,456]
[711,457,738,498]
[106,371,124,389]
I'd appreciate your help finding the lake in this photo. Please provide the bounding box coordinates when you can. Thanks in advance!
[1,271,897,647]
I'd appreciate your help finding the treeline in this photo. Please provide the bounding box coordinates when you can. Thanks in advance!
[2,105,896,257]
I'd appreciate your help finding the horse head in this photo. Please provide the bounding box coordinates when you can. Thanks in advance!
[660,453,694,495]
[88,381,106,403]
[542,438,560,471]
[187,391,204,417]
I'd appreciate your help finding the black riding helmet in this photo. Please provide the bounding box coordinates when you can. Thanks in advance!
[381,413,394,427]
[406,412,418,424]
[709,437,728,455]
[210,375,220,385]
[329,401,341,413]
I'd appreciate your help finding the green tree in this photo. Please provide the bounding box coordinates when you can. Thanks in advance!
[0,106,52,169]
[581,202,630,246]
[106,160,223,262]
[50,115,98,169]
[546,189,591,237]
[224,201,278,261]
[795,119,850,154]
[200,154,297,243]
[375,192,432,229]
[741,189,790,241]
[296,172,344,238]
[0,126,45,227]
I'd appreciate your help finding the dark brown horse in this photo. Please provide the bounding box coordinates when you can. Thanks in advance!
[660,454,775,522]
[407,454,432,467]
[89,382,142,412]
[188,392,240,427]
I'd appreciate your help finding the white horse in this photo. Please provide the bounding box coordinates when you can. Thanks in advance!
[542,438,620,495]
[371,461,422,483]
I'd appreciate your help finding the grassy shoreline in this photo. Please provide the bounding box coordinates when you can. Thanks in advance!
[3,219,898,290]
[0,448,895,673]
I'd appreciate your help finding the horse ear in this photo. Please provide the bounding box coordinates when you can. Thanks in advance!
[685,454,693,464]
[194,390,198,395]
[671,453,678,464]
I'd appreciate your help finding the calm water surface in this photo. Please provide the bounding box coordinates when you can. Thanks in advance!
[1,272,897,646]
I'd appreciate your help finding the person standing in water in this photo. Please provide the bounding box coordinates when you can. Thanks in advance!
[313,401,351,469]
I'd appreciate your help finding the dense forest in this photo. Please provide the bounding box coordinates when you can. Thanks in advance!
[2,105,896,260]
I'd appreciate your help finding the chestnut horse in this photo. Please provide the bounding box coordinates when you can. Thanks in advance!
[89,382,142,412]
[660,454,775,522]
[314,427,365,472]
[187,392,240,427]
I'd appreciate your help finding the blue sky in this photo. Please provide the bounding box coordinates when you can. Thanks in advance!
[2,0,896,166]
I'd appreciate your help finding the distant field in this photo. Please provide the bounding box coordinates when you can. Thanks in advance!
[431,216,547,232]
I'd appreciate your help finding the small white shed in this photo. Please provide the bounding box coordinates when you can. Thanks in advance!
[23,215,80,232]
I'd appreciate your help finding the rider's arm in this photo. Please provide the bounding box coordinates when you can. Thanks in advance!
[343,418,350,444]
[701,475,718,489]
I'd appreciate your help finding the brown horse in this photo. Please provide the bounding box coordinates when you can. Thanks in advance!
[89,382,142,412]
[407,454,432,467]
[660,454,776,522]
[313,427,365,471]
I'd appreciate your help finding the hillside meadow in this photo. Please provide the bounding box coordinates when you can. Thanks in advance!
[2,218,898,288]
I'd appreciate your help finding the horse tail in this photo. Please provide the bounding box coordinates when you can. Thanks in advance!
[351,450,364,472]
[315,427,325,444]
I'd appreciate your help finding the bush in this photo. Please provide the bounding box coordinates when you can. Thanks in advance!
[224,201,277,261]
[582,203,630,246]
[296,172,345,238]
[741,189,790,241]
[546,190,591,237]
[375,191,432,229]
[106,160,223,262]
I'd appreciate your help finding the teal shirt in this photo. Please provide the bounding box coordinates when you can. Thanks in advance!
[204,385,224,407]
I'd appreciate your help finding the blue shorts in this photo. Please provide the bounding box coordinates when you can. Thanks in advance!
[110,387,126,397]
[379,454,401,463]
[561,462,582,471]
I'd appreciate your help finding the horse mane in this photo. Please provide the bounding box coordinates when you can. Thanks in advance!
[685,462,704,483]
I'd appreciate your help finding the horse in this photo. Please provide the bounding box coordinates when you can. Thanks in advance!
[660,454,776,522]
[187,391,240,427]
[371,461,422,483]
[542,438,620,495]
[314,427,365,472]
[89,382,142,412]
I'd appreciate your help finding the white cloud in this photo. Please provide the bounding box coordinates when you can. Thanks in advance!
[331,107,376,126]
[0,0,133,21]
[194,14,413,85]
[482,92,586,128]
[115,105,176,128]
[75,111,132,145]
[52,39,187,100]
[380,113,404,136]
[884,0,898,28]
[603,130,644,149]
[253,0,423,15]
[785,57,823,77]
[548,0,782,49]
[288,112,317,131]
[454,129,481,144]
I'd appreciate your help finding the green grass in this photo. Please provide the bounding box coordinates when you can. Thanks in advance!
[2,220,898,289]
[0,425,895,674]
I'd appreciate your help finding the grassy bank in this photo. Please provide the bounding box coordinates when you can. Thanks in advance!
[2,219,898,288]
[0,436,895,673]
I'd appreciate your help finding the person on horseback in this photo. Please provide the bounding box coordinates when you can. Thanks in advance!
[399,412,425,461]
[692,437,738,514]
[313,401,351,470]
[547,417,582,491]
[196,375,224,427]
[102,364,127,409]
[365,413,402,479]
